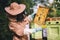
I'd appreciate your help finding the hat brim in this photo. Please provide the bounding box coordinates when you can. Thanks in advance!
[5,4,26,15]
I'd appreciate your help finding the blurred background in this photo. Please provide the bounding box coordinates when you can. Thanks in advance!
[0,0,60,40]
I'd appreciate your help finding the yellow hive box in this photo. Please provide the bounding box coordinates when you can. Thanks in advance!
[34,6,49,26]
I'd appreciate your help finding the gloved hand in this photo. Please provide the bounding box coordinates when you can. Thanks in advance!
[45,0,54,7]
[35,27,42,32]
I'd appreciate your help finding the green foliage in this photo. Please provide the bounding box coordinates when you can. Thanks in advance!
[0,6,13,40]
[56,10,60,17]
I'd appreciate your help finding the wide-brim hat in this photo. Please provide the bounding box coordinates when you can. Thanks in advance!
[5,2,26,15]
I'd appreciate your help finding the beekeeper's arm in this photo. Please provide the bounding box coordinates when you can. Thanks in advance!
[9,22,42,36]
[24,27,42,35]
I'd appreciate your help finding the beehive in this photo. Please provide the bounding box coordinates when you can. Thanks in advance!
[30,23,42,40]
[46,21,60,40]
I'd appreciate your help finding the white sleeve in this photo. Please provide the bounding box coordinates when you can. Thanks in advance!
[24,27,42,35]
